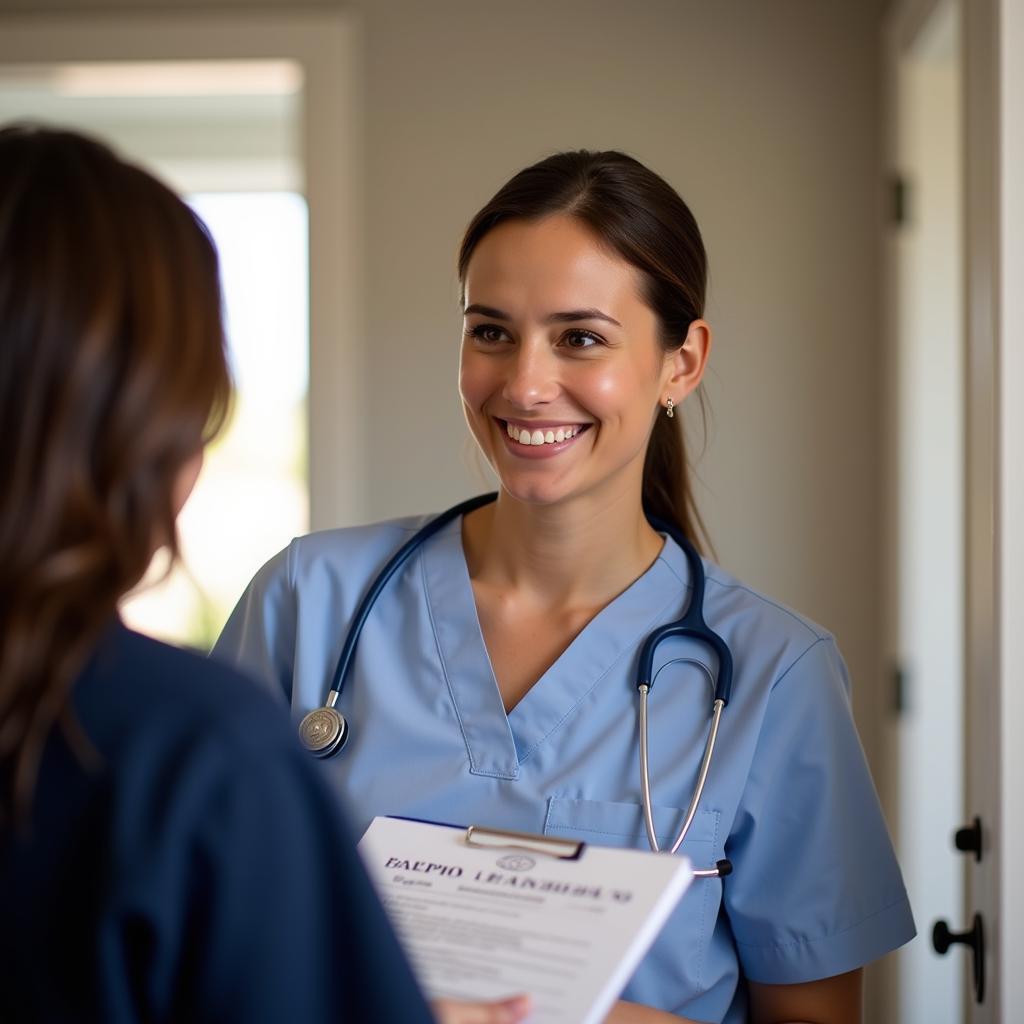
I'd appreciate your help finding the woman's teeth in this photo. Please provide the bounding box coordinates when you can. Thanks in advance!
[505,422,582,446]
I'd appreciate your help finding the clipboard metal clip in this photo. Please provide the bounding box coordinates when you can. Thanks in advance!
[464,824,584,861]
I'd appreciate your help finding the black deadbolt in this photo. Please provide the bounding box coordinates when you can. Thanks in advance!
[953,816,983,862]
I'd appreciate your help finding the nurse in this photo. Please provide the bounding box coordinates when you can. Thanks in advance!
[216,150,915,1023]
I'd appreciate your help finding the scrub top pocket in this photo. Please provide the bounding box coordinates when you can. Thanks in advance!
[542,797,723,1001]
[543,796,719,857]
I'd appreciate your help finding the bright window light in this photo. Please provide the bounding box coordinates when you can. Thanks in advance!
[120,192,309,650]
[50,60,303,98]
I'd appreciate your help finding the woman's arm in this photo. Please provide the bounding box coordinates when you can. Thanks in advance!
[602,966,862,1024]
[604,1001,702,1023]
[432,995,531,1024]
[748,968,863,1024]
[436,995,699,1024]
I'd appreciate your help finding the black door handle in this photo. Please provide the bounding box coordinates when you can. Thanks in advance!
[932,913,985,1003]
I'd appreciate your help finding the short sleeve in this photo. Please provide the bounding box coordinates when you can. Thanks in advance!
[724,637,916,983]
[212,545,296,703]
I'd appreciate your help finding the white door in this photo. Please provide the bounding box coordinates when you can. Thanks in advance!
[887,1,965,1019]
[887,0,1024,1019]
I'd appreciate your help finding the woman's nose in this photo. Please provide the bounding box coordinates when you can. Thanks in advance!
[502,344,559,409]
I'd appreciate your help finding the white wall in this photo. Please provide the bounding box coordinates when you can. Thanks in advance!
[0,0,889,762]
[355,0,888,750]
[0,0,888,801]
[0,3,890,738]
[0,0,893,1013]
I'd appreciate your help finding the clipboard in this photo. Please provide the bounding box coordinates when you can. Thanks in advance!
[386,814,585,860]
[359,815,693,1024]
[464,822,584,861]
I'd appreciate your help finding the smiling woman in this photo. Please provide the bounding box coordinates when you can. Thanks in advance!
[215,150,915,1024]
[458,213,707,520]
[457,156,710,553]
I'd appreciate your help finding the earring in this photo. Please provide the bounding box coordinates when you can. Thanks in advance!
[665,397,674,419]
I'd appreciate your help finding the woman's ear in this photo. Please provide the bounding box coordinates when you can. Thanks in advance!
[662,318,712,404]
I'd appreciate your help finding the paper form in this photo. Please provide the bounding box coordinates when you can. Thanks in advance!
[358,816,693,1024]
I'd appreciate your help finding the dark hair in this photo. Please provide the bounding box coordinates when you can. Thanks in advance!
[0,125,232,822]
[457,149,710,552]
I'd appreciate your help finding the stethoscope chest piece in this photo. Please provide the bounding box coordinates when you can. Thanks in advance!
[299,706,349,758]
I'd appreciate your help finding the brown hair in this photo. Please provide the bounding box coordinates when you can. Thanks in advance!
[457,149,710,551]
[0,125,231,822]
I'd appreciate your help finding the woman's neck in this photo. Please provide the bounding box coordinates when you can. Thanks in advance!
[462,486,664,611]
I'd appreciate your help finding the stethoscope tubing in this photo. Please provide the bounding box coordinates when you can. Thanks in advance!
[639,515,733,708]
[300,492,734,877]
[641,686,725,856]
[326,492,498,703]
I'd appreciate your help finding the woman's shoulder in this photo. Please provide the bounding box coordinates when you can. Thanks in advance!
[78,621,295,757]
[682,557,844,691]
[255,512,436,590]
[292,512,433,562]
[701,560,832,645]
[686,566,859,714]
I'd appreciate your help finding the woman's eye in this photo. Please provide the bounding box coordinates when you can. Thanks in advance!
[467,324,509,344]
[562,330,602,350]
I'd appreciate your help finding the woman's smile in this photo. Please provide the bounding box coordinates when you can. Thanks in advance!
[497,417,593,458]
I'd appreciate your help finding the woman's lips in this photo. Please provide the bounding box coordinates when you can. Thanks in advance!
[495,418,592,458]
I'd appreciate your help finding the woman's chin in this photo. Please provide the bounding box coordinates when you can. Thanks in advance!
[494,474,579,509]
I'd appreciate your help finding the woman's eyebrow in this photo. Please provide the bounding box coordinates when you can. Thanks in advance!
[463,303,621,327]
[463,303,510,319]
[545,308,621,327]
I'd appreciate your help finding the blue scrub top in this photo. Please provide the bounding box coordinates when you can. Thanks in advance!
[214,513,916,1023]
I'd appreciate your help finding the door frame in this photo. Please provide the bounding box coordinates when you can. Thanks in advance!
[994,0,1024,1013]
[962,0,1000,1019]
[0,10,366,531]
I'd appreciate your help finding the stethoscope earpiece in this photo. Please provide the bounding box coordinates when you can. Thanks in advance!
[298,706,349,758]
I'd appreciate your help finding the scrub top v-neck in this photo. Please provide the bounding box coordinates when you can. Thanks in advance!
[214,512,915,1023]
[425,519,690,774]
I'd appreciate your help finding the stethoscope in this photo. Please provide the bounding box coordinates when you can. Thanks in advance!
[299,493,734,879]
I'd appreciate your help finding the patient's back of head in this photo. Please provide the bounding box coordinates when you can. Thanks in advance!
[0,124,232,821]
[0,127,434,1024]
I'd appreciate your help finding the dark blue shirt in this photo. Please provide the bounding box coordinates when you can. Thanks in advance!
[0,621,434,1023]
